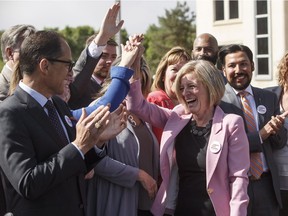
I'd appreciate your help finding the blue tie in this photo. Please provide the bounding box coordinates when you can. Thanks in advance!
[45,100,69,145]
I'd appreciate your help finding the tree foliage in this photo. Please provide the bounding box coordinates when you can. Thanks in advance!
[0,30,4,69]
[0,26,128,69]
[0,1,195,74]
[144,1,196,74]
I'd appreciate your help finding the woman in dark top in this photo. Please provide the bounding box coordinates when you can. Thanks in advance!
[127,60,250,216]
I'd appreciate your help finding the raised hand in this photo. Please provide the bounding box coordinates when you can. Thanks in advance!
[119,34,144,68]
[73,105,110,154]
[94,2,124,45]
[131,43,145,80]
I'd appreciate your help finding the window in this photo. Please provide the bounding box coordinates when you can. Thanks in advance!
[255,0,271,79]
[214,0,239,21]
[229,0,239,19]
[215,0,224,21]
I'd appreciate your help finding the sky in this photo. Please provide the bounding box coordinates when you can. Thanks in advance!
[0,0,196,35]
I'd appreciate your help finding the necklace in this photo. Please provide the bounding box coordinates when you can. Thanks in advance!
[190,119,212,136]
[128,114,137,127]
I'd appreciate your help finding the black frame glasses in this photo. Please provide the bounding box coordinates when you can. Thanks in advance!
[46,58,75,71]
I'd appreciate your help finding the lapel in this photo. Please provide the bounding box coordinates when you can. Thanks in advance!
[252,87,265,128]
[206,106,225,184]
[14,87,71,148]
[272,86,282,101]
[160,108,191,175]
[222,84,244,117]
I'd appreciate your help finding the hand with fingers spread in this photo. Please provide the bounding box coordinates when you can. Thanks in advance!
[73,105,110,154]
[98,103,127,142]
[94,2,124,45]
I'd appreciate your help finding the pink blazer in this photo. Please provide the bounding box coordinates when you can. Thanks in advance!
[126,80,250,216]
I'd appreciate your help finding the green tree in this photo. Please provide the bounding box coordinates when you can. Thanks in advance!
[47,26,129,60]
[0,30,4,69]
[58,26,95,60]
[144,1,196,74]
[0,26,128,72]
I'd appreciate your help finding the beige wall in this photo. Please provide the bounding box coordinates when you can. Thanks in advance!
[195,0,288,88]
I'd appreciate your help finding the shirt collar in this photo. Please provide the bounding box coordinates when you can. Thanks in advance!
[92,74,104,85]
[232,85,253,96]
[19,81,49,107]
[4,63,13,72]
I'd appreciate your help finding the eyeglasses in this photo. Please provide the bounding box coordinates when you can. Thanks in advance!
[46,58,75,72]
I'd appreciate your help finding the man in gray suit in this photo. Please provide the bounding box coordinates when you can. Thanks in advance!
[219,44,287,216]
[0,24,36,216]
[0,25,36,101]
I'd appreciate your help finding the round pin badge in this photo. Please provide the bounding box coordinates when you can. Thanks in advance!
[210,141,221,154]
[257,105,267,115]
[65,115,73,127]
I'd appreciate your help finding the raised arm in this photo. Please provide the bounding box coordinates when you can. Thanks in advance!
[72,34,143,119]
[69,2,124,109]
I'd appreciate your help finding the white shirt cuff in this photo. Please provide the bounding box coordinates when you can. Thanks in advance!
[88,42,105,58]
[71,142,85,159]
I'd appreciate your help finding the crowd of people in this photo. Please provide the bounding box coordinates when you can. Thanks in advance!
[0,2,288,216]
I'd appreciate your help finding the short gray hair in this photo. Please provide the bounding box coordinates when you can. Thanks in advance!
[1,24,36,62]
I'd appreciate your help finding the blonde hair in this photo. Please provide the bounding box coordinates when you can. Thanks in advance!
[9,61,22,95]
[174,60,225,111]
[152,46,191,91]
[277,52,288,88]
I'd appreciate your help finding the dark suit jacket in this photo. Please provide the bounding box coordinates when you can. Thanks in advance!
[220,84,286,207]
[0,87,104,216]
[266,86,282,103]
[68,47,102,109]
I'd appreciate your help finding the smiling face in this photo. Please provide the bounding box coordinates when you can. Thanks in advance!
[93,44,117,81]
[179,73,211,117]
[222,51,254,91]
[163,59,187,99]
[192,34,218,65]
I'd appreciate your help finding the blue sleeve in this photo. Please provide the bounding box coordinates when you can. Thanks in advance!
[72,66,133,120]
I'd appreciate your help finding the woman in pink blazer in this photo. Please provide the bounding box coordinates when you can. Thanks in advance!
[126,60,250,216]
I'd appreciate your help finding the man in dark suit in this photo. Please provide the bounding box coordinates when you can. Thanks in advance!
[0,2,139,212]
[218,44,287,216]
[68,36,118,109]
[0,29,114,216]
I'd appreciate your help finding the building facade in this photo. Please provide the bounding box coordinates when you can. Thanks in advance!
[195,0,288,87]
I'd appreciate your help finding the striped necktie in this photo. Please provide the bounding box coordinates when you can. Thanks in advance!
[239,91,263,179]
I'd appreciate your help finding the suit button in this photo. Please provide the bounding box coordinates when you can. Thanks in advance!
[79,203,84,209]
[207,188,214,195]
